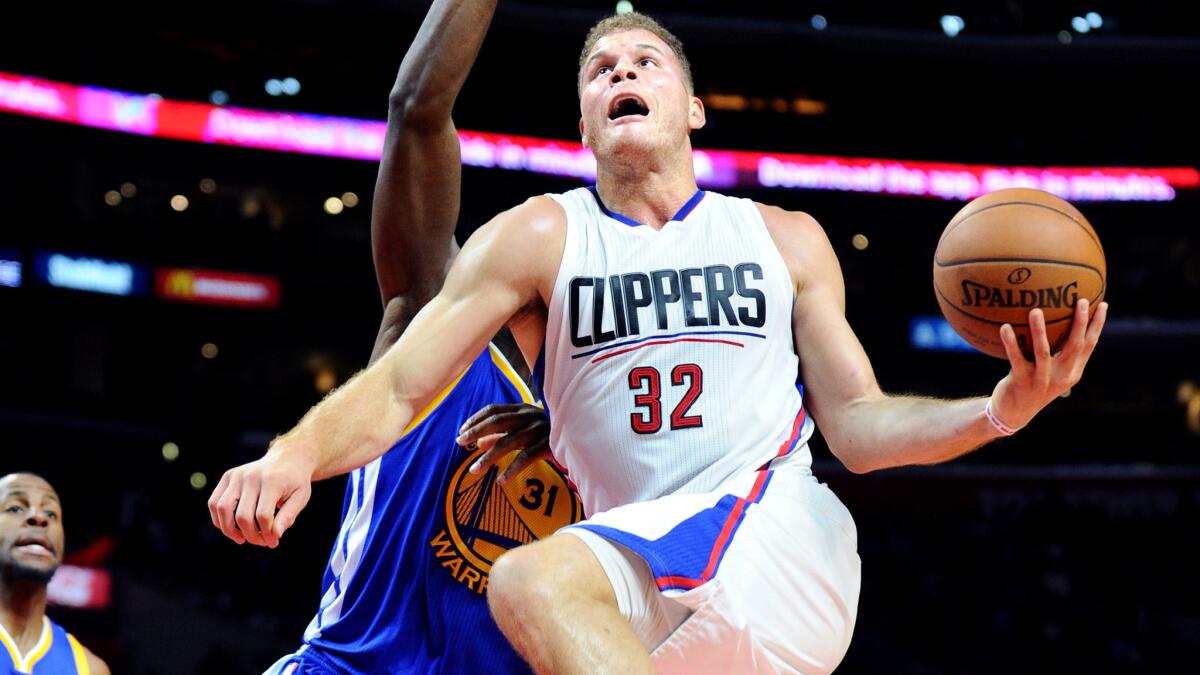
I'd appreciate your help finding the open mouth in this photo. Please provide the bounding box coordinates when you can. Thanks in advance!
[14,536,54,557]
[608,95,650,120]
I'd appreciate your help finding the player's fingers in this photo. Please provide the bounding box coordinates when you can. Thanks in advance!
[457,404,530,444]
[475,432,507,454]
[207,470,233,530]
[235,475,268,547]
[215,472,246,544]
[1084,301,1108,349]
[1061,298,1090,359]
[256,478,285,548]
[1028,309,1052,374]
[272,482,312,543]
[469,421,547,474]
[497,438,551,485]
[1000,324,1032,378]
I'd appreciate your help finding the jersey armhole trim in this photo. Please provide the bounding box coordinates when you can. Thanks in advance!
[489,343,535,404]
[401,364,471,437]
[67,634,91,675]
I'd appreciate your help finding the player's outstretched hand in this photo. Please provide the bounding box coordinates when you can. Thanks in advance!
[991,298,1108,432]
[457,403,551,484]
[207,447,315,548]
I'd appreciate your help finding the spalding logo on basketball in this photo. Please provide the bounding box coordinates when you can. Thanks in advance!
[430,445,581,594]
[933,188,1106,359]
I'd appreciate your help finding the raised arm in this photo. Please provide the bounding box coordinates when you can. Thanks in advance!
[762,204,1107,474]
[370,0,498,363]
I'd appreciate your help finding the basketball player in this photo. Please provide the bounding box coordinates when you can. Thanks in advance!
[215,11,1108,674]
[208,1,578,672]
[1,473,109,675]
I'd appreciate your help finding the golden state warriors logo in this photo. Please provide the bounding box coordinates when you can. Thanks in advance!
[430,446,581,594]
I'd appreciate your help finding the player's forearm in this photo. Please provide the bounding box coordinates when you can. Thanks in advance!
[276,355,418,481]
[824,394,1001,473]
[388,0,497,125]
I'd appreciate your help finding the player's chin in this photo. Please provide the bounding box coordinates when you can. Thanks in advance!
[9,558,60,584]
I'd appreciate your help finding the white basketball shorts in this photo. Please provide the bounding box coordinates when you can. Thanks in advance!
[563,451,861,674]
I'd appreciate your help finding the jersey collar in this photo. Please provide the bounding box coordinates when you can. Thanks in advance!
[588,186,706,228]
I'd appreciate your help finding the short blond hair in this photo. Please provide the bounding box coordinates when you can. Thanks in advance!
[578,12,694,95]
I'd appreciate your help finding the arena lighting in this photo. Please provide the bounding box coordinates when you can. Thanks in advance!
[910,317,974,353]
[811,15,827,31]
[1071,17,1091,34]
[615,1,633,16]
[170,194,189,211]
[0,248,21,288]
[324,196,345,214]
[209,90,229,105]
[265,78,283,96]
[1058,30,1073,45]
[341,191,359,207]
[1086,12,1103,30]
[119,181,137,198]
[162,442,180,461]
[155,267,281,308]
[940,15,965,38]
[35,251,147,296]
[0,71,1196,203]
[201,342,219,359]
[851,234,869,250]
[190,472,208,490]
[103,190,121,206]
[281,77,301,96]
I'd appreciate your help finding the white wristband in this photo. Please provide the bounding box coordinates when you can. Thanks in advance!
[985,398,1022,436]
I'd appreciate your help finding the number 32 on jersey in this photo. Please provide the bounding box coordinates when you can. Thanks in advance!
[628,363,704,434]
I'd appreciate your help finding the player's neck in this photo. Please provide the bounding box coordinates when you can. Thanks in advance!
[0,578,48,650]
[594,157,699,230]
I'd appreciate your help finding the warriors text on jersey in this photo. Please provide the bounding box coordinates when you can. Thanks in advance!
[1,617,92,675]
[268,345,581,674]
[539,187,815,516]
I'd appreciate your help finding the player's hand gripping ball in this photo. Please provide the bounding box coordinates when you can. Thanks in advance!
[933,188,1106,358]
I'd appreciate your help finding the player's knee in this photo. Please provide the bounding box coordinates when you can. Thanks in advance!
[489,536,597,622]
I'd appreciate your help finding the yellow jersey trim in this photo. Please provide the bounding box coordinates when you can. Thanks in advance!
[488,343,535,404]
[401,367,469,437]
[67,634,90,675]
[0,617,51,673]
[0,622,20,671]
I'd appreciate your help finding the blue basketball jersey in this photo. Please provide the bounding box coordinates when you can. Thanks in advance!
[267,345,581,674]
[1,617,91,675]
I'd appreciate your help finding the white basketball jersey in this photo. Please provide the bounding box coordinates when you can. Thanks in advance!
[541,187,816,516]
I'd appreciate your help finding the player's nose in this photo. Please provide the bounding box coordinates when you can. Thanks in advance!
[25,510,49,527]
[609,60,638,85]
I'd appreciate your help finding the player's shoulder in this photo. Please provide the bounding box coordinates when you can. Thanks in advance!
[484,195,567,240]
[86,648,111,675]
[751,201,838,272]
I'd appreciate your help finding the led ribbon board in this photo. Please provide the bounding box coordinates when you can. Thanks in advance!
[2,71,1196,202]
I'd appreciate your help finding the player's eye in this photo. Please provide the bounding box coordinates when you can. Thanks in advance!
[4,505,21,514]
[596,65,613,77]
[639,58,655,67]
[45,511,58,520]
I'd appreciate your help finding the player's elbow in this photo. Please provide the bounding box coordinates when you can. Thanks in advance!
[387,88,452,134]
[830,445,879,475]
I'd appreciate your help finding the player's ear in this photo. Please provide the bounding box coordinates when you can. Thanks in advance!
[579,116,588,147]
[688,95,706,131]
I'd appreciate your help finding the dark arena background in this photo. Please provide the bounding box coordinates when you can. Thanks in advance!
[2,1,1198,673]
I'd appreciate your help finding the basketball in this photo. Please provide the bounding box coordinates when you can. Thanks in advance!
[933,188,1106,359]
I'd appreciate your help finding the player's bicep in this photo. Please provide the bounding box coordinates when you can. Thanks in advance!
[782,214,883,425]
[384,201,554,409]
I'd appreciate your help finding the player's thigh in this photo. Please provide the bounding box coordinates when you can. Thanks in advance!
[490,532,619,611]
